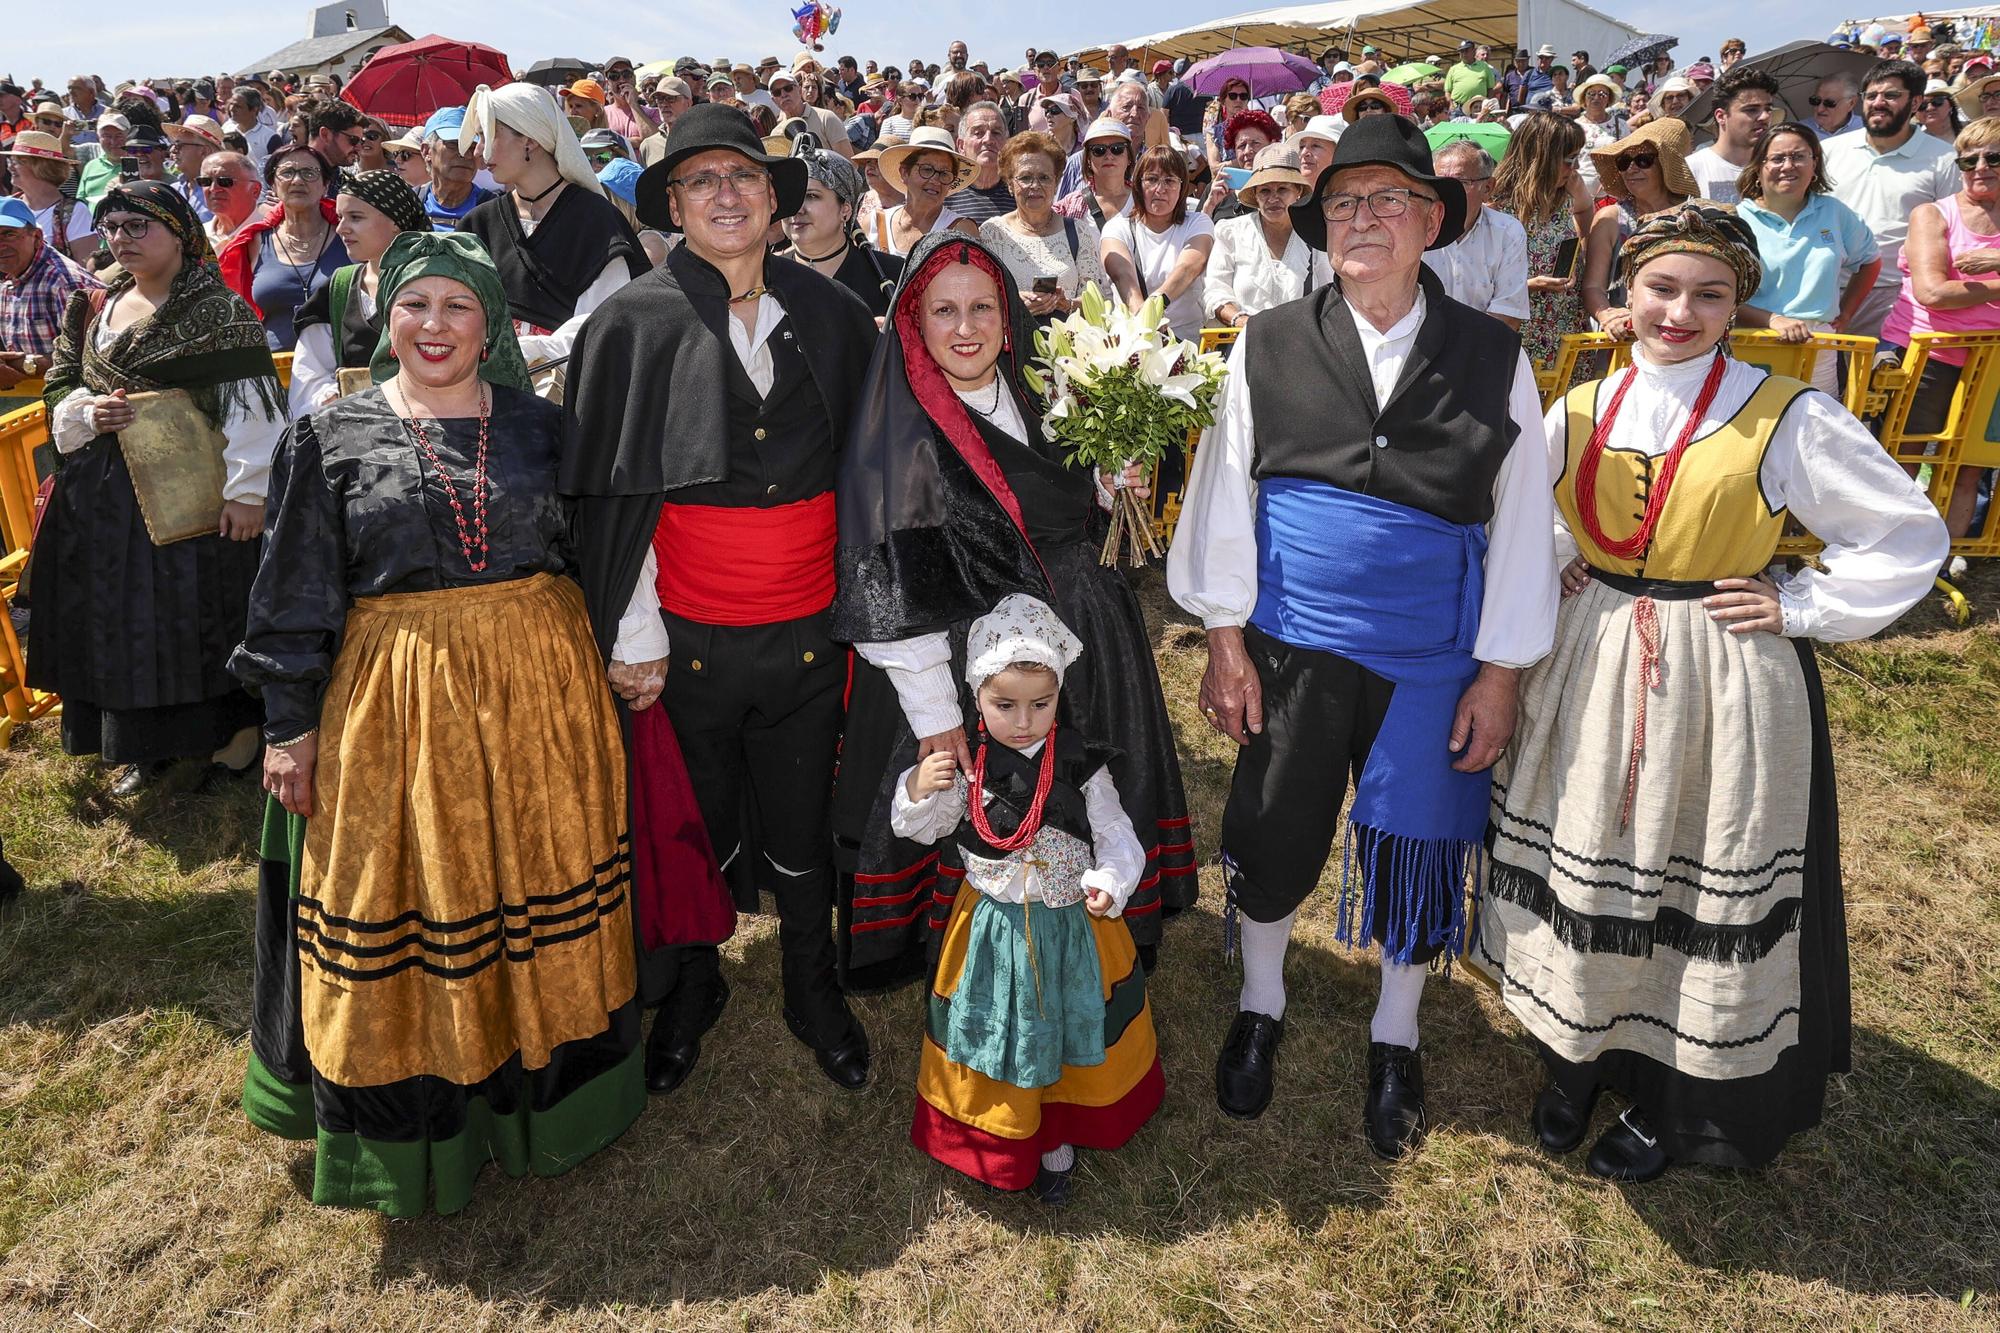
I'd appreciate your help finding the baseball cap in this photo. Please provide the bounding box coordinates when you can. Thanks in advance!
[1295,115,1343,146]
[0,197,38,229]
[707,72,735,90]
[656,76,693,99]
[565,79,608,105]
[767,69,798,90]
[1152,59,1174,75]
[97,112,132,134]
[422,106,467,141]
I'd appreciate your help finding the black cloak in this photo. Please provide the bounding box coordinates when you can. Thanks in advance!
[559,242,879,658]
[458,184,648,334]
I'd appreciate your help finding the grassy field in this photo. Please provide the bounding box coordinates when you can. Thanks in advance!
[2,569,1998,1331]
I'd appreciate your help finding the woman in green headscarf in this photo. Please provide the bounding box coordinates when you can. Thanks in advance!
[230,231,643,1217]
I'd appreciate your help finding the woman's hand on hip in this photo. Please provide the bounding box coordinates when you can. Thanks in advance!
[264,735,317,817]
[1705,574,1785,635]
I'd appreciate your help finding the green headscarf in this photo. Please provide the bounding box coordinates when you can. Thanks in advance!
[368,230,534,392]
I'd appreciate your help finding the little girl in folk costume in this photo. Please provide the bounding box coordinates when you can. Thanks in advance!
[894,595,1165,1204]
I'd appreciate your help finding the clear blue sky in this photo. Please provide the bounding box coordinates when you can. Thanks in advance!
[10,0,1814,88]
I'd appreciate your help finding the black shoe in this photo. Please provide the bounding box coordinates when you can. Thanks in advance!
[1364,1041,1427,1161]
[110,760,172,798]
[1215,1010,1284,1120]
[1531,1081,1599,1156]
[788,1008,871,1091]
[1028,1163,1075,1207]
[0,855,22,906]
[1586,1107,1671,1183]
[644,976,729,1095]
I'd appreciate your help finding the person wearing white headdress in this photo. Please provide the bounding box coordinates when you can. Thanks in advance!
[454,83,650,374]
[892,593,1162,1206]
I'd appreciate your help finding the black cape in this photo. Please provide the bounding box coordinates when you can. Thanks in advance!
[559,243,879,657]
[828,230,1054,645]
[458,184,648,334]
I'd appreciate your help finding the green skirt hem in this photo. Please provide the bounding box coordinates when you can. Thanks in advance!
[241,1045,646,1218]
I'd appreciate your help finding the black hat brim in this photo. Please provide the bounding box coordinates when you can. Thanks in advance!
[1290,118,1468,254]
[634,105,808,231]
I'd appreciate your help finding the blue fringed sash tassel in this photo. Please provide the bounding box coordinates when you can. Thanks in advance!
[1250,479,1495,967]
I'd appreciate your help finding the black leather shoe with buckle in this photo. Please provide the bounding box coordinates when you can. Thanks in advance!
[1586,1107,1671,1183]
[1364,1041,1427,1161]
[644,976,729,1095]
[1532,1081,1599,1155]
[1215,1010,1284,1120]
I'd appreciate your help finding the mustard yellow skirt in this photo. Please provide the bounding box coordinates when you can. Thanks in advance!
[295,573,636,1089]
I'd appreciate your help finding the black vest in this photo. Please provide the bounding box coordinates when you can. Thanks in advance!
[666,316,835,509]
[952,729,1109,861]
[1244,267,1520,526]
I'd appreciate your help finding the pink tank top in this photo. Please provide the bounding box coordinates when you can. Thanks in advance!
[1881,193,2000,367]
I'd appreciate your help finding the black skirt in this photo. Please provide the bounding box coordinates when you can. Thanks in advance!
[833,535,1195,992]
[25,434,261,762]
[1531,639,1850,1169]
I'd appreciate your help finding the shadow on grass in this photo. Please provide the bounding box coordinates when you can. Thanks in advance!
[351,907,2000,1307]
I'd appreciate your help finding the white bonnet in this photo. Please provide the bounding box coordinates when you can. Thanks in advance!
[964,594,1083,692]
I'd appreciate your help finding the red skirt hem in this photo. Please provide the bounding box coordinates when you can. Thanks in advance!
[909,1058,1165,1191]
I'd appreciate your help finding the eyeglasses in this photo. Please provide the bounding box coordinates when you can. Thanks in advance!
[361,129,384,142]
[648,94,682,107]
[1806,96,1843,108]
[668,168,771,199]
[1614,151,1658,171]
[1956,150,2000,170]
[1764,151,1814,168]
[1011,172,1054,187]
[1919,96,1951,110]
[906,162,959,184]
[338,131,364,149]
[275,166,323,182]
[1221,90,1249,100]
[1320,188,1437,221]
[194,174,240,188]
[97,218,154,240]
[1086,141,1129,156]
[388,150,420,165]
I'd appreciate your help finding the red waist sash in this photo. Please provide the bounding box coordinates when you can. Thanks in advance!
[651,492,837,625]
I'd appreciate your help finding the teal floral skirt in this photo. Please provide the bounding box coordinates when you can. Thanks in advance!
[941,896,1106,1088]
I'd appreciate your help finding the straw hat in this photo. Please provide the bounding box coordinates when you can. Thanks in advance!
[1955,72,2000,118]
[1237,143,1312,205]
[1575,74,1622,102]
[877,125,975,193]
[1588,118,1700,199]
[853,135,902,165]
[167,115,225,150]
[0,130,74,163]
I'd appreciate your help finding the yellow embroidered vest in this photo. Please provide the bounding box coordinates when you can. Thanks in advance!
[1558,371,1812,581]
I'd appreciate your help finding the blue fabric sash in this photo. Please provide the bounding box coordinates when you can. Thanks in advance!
[1249,479,1489,964]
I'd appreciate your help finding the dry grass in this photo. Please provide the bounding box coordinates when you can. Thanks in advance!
[2,568,1998,1331]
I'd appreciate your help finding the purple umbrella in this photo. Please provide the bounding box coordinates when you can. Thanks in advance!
[1184,47,1323,98]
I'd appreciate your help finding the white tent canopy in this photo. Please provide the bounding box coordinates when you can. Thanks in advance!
[1072,0,1644,69]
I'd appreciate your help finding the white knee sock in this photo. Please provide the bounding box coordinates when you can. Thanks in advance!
[1237,910,1298,1020]
[1370,960,1427,1049]
[1040,1143,1075,1172]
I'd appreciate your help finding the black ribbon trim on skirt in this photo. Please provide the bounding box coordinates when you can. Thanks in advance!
[1491,785,1806,896]
[299,891,629,982]
[295,836,631,938]
[1487,858,1803,965]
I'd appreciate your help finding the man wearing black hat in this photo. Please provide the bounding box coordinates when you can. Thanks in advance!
[1167,115,1558,1161]
[560,104,880,1098]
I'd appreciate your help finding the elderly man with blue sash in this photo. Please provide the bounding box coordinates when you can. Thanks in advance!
[1168,115,1558,1161]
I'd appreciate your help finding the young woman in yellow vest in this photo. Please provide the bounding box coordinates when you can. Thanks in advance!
[1473,204,1949,1182]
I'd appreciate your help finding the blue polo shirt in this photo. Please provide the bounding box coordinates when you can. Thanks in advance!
[1738,194,1879,323]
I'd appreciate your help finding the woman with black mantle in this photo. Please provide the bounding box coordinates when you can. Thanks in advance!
[829,232,1195,993]
[454,83,649,376]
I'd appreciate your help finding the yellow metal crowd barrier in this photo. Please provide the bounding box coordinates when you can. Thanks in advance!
[0,356,292,741]
[1536,329,1880,419]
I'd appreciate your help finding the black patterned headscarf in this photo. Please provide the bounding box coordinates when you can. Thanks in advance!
[51,179,279,427]
[337,169,428,237]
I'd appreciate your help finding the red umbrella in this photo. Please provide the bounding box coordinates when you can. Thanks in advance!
[340,34,513,128]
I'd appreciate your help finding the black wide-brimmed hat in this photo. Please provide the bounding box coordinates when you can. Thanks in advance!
[1290,113,1467,253]
[634,102,806,231]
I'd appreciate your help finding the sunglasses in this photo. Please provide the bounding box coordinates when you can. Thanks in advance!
[1919,96,1951,109]
[588,150,620,165]
[389,149,420,165]
[1806,96,1847,108]
[1086,141,1129,156]
[1222,90,1249,100]
[1956,149,2000,170]
[1614,151,1658,171]
[194,174,240,188]
[361,129,384,142]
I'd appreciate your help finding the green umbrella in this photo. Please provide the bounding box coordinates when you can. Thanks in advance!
[1425,121,1512,161]
[1383,61,1442,86]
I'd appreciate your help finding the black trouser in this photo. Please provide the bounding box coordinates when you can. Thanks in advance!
[1219,623,1449,966]
[657,607,856,1049]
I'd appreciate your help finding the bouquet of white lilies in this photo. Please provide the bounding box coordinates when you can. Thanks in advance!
[1023,283,1229,567]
